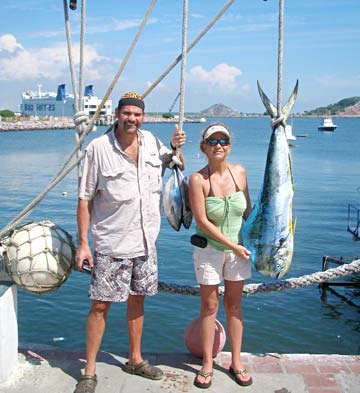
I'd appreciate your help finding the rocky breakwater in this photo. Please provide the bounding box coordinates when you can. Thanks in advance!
[0,118,75,132]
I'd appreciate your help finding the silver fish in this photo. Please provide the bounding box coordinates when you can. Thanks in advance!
[163,166,183,231]
[179,172,193,229]
[240,81,298,279]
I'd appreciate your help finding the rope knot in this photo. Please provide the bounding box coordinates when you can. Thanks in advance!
[73,111,96,135]
[270,114,286,131]
[170,155,183,168]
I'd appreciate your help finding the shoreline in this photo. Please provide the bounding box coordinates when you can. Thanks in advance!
[1,114,359,132]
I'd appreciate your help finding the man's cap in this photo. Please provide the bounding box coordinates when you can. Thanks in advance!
[118,92,145,111]
[202,124,231,141]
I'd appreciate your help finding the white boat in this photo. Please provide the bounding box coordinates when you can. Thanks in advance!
[318,117,337,131]
[20,84,113,121]
[285,124,296,141]
[280,123,296,142]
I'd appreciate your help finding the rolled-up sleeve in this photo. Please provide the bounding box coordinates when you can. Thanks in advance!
[78,144,98,200]
[155,136,173,175]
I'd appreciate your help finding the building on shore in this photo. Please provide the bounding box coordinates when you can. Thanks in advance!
[20,84,113,124]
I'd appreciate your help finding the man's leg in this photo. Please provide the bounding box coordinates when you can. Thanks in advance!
[85,300,112,376]
[124,294,163,380]
[127,294,145,365]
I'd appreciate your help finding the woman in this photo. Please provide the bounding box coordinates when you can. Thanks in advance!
[188,122,253,389]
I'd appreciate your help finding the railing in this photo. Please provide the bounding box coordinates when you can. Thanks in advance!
[320,255,360,289]
[347,204,360,241]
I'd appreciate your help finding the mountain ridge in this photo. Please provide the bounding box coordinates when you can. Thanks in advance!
[199,97,360,117]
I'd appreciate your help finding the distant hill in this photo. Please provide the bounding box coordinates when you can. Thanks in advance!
[304,97,360,116]
[200,103,241,117]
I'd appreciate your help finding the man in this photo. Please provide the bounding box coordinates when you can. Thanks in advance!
[74,92,186,393]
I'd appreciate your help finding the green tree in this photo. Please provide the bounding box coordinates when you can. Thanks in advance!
[0,109,15,118]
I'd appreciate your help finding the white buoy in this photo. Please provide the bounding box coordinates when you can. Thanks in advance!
[4,221,75,294]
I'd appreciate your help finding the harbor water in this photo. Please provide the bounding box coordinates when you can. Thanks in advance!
[0,117,359,355]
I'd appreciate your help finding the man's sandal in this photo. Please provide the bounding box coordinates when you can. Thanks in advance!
[229,367,253,386]
[73,374,97,393]
[122,360,164,380]
[193,370,213,389]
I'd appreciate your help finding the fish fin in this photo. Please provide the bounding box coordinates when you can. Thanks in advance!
[257,79,299,124]
[281,80,299,120]
[257,80,277,118]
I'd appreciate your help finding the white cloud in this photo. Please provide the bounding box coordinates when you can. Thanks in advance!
[0,34,23,53]
[188,63,242,91]
[87,17,158,34]
[145,81,169,91]
[0,39,110,81]
[240,83,251,93]
[190,13,205,19]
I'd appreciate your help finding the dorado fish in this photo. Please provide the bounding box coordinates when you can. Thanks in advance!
[240,81,298,279]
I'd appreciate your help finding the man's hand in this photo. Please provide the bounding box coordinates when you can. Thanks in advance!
[170,124,186,149]
[76,244,93,271]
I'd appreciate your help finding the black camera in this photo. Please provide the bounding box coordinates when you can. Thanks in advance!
[190,234,208,248]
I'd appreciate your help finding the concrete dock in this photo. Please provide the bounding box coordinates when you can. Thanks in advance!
[1,344,359,392]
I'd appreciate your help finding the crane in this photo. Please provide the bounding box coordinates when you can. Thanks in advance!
[163,92,180,119]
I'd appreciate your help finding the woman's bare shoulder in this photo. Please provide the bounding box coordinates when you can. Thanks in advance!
[229,162,247,175]
[190,166,208,179]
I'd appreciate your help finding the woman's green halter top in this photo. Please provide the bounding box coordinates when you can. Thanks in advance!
[196,167,247,252]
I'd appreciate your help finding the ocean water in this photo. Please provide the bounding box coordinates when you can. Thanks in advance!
[0,117,359,355]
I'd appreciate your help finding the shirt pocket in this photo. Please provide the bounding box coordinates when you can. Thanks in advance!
[99,165,135,203]
[144,154,162,193]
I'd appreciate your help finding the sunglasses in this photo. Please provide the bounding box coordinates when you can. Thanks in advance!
[205,138,230,146]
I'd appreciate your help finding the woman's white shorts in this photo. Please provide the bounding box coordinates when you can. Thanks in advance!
[193,245,251,285]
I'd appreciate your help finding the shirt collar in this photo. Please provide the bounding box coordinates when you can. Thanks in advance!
[110,123,144,152]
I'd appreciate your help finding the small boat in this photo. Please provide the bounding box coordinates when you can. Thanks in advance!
[285,124,296,141]
[318,117,337,131]
[280,121,296,142]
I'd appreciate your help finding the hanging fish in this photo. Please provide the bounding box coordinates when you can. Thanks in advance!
[163,166,183,231]
[179,171,193,229]
[240,80,298,279]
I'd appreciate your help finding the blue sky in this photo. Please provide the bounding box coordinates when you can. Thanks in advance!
[0,0,359,113]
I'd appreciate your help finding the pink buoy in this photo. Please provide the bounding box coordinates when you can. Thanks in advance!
[184,317,226,358]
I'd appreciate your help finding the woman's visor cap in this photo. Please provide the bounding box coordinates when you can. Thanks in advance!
[202,125,231,141]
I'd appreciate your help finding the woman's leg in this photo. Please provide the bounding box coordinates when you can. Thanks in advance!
[195,284,219,385]
[223,280,251,383]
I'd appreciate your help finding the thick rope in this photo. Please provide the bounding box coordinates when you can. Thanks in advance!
[277,0,284,114]
[170,0,188,168]
[0,0,157,239]
[63,0,83,180]
[63,0,79,113]
[142,0,235,98]
[158,259,360,296]
[78,0,86,112]
[176,0,188,163]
